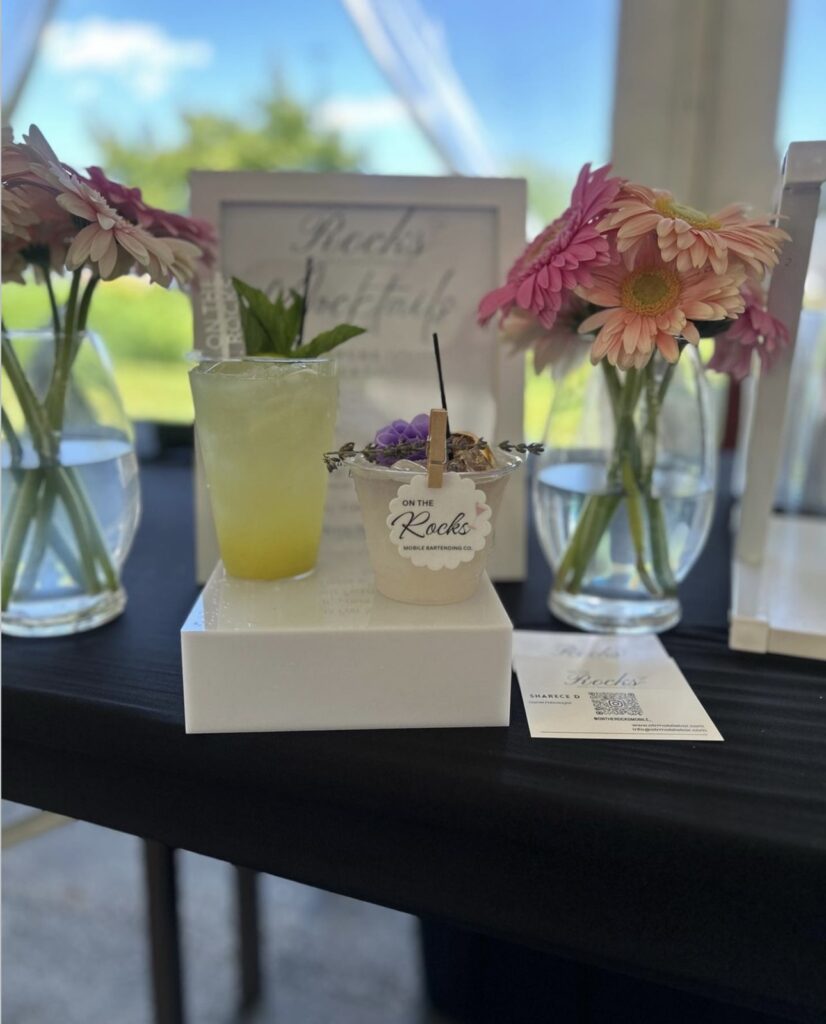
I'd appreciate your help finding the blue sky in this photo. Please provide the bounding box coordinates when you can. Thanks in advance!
[778,0,826,151]
[4,0,824,194]
[6,0,619,187]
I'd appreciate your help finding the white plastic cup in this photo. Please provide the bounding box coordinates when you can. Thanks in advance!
[350,454,522,604]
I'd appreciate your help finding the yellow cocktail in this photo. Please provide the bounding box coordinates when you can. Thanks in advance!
[191,359,338,579]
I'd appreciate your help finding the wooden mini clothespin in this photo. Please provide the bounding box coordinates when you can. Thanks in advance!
[426,408,448,488]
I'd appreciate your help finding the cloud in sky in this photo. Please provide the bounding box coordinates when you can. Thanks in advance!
[42,18,213,100]
[318,94,409,132]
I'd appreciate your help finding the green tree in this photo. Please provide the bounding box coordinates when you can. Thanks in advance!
[509,159,571,226]
[95,87,361,211]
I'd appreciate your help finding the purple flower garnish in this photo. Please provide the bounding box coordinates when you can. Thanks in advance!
[374,414,430,465]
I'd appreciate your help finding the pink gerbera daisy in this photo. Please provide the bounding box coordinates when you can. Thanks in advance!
[707,280,789,380]
[1,184,75,280]
[601,183,789,276]
[478,163,622,329]
[577,240,746,369]
[84,165,217,261]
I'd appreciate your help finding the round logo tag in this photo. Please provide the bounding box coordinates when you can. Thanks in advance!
[387,473,492,570]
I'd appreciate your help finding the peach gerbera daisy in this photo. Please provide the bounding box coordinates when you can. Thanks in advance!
[60,181,174,282]
[577,241,746,369]
[1,184,40,239]
[18,125,196,285]
[601,183,788,277]
[478,163,622,329]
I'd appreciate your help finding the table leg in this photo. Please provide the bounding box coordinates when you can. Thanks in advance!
[144,840,185,1024]
[235,866,262,1009]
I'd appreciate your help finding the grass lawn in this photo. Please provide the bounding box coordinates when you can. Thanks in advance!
[115,360,194,422]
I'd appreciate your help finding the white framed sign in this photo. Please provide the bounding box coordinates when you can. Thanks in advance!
[189,171,527,583]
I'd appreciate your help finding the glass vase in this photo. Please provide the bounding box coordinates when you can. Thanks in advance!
[2,330,140,637]
[533,346,717,633]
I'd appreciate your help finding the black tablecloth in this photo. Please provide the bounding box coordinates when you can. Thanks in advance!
[3,449,825,1022]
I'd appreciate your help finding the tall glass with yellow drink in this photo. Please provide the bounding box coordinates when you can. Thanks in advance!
[190,358,337,580]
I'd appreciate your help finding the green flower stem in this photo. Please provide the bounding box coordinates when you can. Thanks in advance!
[43,271,62,338]
[1,464,102,606]
[1,470,42,609]
[567,493,622,594]
[554,494,600,590]
[0,344,75,588]
[657,361,678,405]
[621,456,662,595]
[614,368,668,597]
[2,408,23,468]
[646,494,677,595]
[53,294,120,589]
[15,470,87,587]
[643,359,679,595]
[45,270,81,430]
[41,513,87,587]
[554,367,642,597]
[641,362,659,488]
[554,463,625,591]
[34,481,88,588]
[618,368,645,475]
[589,368,651,591]
[18,474,58,595]
[16,467,109,597]
[76,275,98,332]
[50,468,108,593]
[601,362,622,420]
[554,357,680,602]
[56,465,118,590]
[2,333,58,462]
[2,311,119,611]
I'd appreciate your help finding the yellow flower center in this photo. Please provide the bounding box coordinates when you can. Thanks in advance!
[621,267,681,316]
[654,194,720,230]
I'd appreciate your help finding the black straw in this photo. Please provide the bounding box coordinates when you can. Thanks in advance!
[297,257,314,346]
[432,333,450,433]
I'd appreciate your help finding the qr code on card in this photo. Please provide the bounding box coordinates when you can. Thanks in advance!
[589,693,644,717]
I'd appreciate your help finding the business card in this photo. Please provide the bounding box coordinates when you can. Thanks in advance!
[513,635,722,741]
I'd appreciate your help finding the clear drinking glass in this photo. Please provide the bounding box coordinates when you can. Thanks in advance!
[190,358,338,580]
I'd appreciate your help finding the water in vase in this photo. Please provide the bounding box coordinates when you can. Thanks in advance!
[2,436,140,635]
[534,454,714,625]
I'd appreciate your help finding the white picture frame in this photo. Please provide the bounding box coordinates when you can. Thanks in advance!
[189,171,528,584]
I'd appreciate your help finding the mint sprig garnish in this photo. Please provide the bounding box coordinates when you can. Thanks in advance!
[232,275,365,358]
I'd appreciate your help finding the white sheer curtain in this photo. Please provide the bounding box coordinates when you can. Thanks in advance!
[3,0,58,124]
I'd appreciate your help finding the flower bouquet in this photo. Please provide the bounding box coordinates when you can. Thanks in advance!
[480,164,789,632]
[2,125,216,635]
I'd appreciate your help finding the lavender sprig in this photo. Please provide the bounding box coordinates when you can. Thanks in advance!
[323,437,544,472]
[497,441,546,455]
[323,438,441,472]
